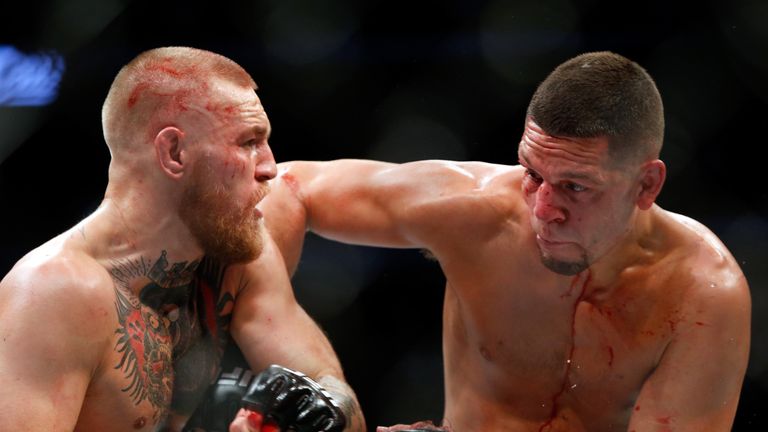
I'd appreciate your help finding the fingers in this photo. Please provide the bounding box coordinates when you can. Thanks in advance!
[229,408,281,432]
[228,408,261,432]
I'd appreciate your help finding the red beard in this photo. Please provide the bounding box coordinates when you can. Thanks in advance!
[179,164,264,264]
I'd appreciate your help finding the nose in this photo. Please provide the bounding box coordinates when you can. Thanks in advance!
[533,182,567,224]
[255,142,277,182]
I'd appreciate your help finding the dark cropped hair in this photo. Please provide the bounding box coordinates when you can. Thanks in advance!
[527,51,664,165]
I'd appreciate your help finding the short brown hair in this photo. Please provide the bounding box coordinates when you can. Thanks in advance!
[527,51,664,165]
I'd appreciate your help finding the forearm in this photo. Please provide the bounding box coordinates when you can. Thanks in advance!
[316,374,366,432]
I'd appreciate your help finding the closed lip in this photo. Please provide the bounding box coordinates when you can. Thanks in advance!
[536,234,571,246]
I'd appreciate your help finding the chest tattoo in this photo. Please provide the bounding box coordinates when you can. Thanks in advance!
[110,251,235,423]
[114,286,174,420]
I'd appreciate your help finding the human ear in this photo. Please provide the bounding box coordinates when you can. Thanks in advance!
[636,159,666,210]
[155,126,186,179]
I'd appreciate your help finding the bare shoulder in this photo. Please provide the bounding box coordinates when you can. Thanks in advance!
[1,239,116,338]
[660,209,750,317]
[396,159,522,190]
[0,237,116,420]
[448,160,524,180]
[412,160,525,215]
[386,160,523,205]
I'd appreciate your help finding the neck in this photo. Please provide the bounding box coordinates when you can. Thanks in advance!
[80,186,204,298]
[582,207,660,298]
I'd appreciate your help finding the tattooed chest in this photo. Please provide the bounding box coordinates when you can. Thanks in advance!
[109,252,235,424]
[113,298,175,421]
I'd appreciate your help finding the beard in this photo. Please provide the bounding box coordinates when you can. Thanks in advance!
[179,165,264,264]
[538,247,590,276]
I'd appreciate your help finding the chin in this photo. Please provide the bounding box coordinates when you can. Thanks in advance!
[539,249,590,276]
[198,216,265,265]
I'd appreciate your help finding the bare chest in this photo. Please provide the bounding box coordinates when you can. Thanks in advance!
[442,265,675,430]
[77,259,234,431]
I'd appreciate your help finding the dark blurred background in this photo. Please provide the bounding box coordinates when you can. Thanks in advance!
[1,0,766,429]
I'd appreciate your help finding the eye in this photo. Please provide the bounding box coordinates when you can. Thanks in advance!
[525,169,543,184]
[565,182,587,192]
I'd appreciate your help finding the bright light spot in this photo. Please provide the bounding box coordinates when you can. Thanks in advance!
[0,45,65,107]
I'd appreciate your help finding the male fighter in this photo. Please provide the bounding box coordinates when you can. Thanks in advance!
[260,52,751,431]
[0,47,364,431]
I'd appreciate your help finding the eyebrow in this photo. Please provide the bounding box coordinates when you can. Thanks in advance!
[560,171,599,182]
[519,152,532,166]
[236,125,271,143]
[253,124,271,138]
[519,152,603,185]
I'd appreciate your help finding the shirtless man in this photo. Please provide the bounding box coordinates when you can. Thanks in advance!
[260,52,751,431]
[0,47,364,432]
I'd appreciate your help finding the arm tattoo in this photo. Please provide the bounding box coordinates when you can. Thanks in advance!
[317,375,366,432]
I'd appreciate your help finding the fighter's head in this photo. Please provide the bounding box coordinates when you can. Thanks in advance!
[519,52,666,275]
[102,47,277,264]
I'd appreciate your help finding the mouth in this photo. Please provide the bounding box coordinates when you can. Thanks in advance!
[536,234,571,248]
[252,187,269,216]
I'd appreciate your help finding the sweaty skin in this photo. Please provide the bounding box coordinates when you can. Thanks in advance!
[259,121,750,432]
[0,47,364,432]
[0,220,350,432]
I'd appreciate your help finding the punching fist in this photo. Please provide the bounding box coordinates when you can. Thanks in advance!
[240,365,347,432]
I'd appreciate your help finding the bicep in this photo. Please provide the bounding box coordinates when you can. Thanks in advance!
[293,159,484,249]
[261,159,409,273]
[229,236,343,378]
[298,159,412,247]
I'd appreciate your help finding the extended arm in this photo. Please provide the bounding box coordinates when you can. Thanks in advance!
[229,233,365,431]
[262,159,514,273]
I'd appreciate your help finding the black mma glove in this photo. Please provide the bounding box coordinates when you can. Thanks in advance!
[182,368,250,431]
[183,342,254,432]
[242,365,347,432]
